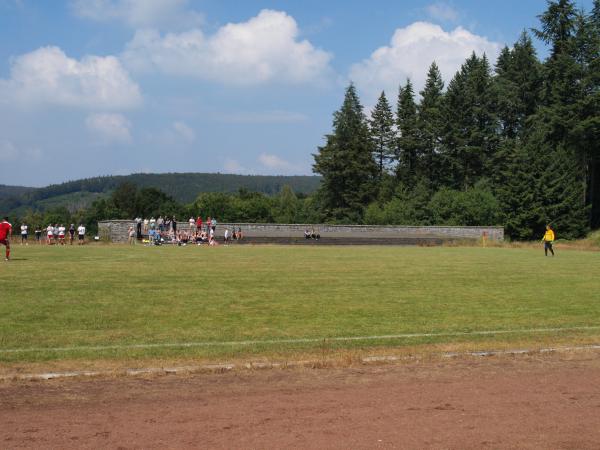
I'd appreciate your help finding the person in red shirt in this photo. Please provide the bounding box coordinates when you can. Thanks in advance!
[0,216,12,261]
[196,216,203,231]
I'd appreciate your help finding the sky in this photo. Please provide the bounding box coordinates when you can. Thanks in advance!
[0,0,595,187]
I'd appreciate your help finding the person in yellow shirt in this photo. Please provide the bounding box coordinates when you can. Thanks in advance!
[541,225,555,256]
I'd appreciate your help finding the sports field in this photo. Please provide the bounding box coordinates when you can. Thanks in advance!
[1,244,599,366]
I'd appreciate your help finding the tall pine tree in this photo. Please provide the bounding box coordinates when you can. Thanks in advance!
[417,62,445,192]
[396,79,419,188]
[529,0,589,237]
[441,53,498,190]
[313,84,378,222]
[369,91,396,179]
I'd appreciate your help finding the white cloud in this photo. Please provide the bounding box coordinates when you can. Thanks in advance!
[71,0,203,29]
[86,113,132,143]
[172,121,195,142]
[426,2,459,22]
[349,22,502,104]
[122,9,333,85]
[258,153,294,172]
[0,46,141,110]
[0,140,42,161]
[215,110,308,124]
[0,140,18,159]
[223,158,248,174]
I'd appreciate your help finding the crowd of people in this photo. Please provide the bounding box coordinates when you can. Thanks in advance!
[129,216,243,247]
[5,222,87,246]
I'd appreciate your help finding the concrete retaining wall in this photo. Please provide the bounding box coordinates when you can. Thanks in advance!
[98,220,504,244]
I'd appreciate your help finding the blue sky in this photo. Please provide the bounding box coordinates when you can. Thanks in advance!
[0,0,595,187]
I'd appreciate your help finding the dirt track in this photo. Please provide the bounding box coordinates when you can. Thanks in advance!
[2,352,600,449]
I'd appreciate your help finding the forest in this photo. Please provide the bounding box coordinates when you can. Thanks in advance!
[313,0,600,240]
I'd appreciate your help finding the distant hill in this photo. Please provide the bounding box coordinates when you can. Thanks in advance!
[0,173,322,216]
[0,184,36,199]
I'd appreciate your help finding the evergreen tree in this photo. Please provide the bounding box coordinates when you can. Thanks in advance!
[273,185,299,223]
[496,143,542,239]
[369,91,396,178]
[417,62,445,191]
[492,32,542,196]
[313,84,378,222]
[571,1,600,227]
[494,32,542,140]
[528,0,590,237]
[396,79,420,188]
[441,53,498,190]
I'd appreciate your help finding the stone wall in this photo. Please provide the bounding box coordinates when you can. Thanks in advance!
[98,220,504,243]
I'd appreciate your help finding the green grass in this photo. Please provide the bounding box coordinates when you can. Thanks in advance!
[1,244,599,364]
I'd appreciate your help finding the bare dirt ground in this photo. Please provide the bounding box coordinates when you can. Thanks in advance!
[2,351,600,449]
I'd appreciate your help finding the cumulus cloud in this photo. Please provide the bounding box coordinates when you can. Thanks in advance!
[71,0,203,29]
[121,9,332,85]
[349,22,501,104]
[223,158,248,174]
[0,46,141,110]
[425,2,459,22]
[86,113,132,142]
[172,121,195,142]
[258,153,294,172]
[0,140,42,161]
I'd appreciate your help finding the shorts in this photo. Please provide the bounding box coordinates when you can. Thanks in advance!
[59,234,65,239]
[21,234,27,240]
[0,239,9,247]
[78,234,84,240]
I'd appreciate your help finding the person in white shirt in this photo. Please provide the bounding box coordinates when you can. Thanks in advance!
[77,224,86,245]
[189,217,195,233]
[20,223,28,245]
[224,228,229,244]
[58,224,66,245]
[46,225,54,245]
[143,218,149,233]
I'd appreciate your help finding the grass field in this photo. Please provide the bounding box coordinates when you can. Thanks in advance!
[1,243,599,366]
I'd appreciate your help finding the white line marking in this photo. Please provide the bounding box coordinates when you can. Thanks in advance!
[1,325,600,354]
[2,344,600,382]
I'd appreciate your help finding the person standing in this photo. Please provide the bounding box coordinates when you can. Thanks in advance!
[135,217,142,239]
[35,226,42,244]
[53,223,59,242]
[77,223,86,245]
[46,224,54,245]
[20,222,28,245]
[196,216,203,233]
[172,216,177,235]
[0,217,12,261]
[69,224,75,245]
[58,224,66,245]
[189,216,196,234]
[128,226,136,245]
[143,217,149,234]
[541,225,555,257]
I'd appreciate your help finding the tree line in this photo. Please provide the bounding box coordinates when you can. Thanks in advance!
[313,0,600,239]
[9,1,599,241]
